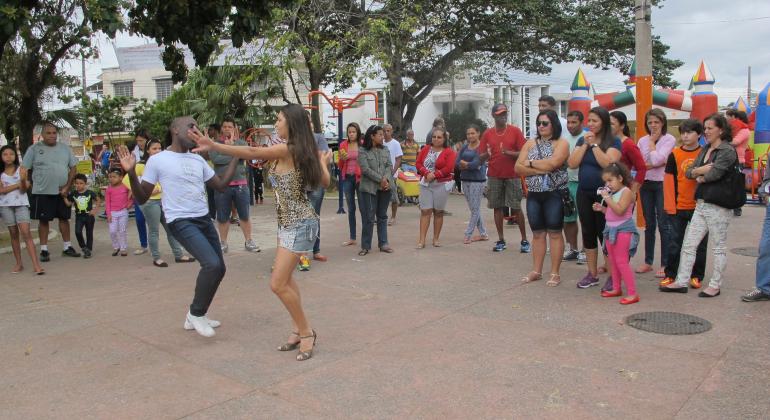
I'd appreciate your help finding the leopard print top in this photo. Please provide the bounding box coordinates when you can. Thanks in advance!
[268,163,318,228]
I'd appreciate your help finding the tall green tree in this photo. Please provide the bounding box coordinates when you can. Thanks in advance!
[80,95,130,144]
[0,0,125,152]
[365,0,682,138]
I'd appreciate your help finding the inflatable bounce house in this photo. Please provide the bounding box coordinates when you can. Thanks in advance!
[567,60,718,129]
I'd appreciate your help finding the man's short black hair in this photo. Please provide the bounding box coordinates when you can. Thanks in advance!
[538,95,557,107]
[566,110,584,122]
[222,116,237,126]
[208,123,221,132]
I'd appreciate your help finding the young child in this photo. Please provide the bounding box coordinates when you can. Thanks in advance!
[64,173,99,258]
[105,168,132,256]
[661,119,708,289]
[593,163,639,304]
[0,145,44,274]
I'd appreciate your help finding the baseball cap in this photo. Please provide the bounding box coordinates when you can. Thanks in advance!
[492,103,508,115]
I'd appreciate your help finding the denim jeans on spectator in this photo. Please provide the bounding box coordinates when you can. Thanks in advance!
[141,199,184,260]
[359,190,389,250]
[168,216,225,317]
[134,202,148,248]
[665,209,707,280]
[307,187,325,254]
[756,203,770,294]
[640,180,670,266]
[342,176,359,240]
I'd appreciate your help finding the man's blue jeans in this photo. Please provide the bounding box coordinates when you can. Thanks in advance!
[168,216,226,317]
[756,204,770,293]
[307,187,325,254]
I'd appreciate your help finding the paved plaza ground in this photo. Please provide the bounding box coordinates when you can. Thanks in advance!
[1,195,769,419]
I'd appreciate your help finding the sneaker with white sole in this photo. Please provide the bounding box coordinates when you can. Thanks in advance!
[184,314,221,330]
[185,312,216,337]
[220,242,229,254]
[577,251,587,264]
[563,249,579,261]
[245,239,261,252]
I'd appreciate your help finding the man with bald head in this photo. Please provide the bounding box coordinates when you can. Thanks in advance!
[118,116,241,338]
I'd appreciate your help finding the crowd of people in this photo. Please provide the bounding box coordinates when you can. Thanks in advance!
[2,97,770,361]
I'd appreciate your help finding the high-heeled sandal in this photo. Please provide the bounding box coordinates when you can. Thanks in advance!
[277,331,300,351]
[521,271,542,283]
[296,330,317,361]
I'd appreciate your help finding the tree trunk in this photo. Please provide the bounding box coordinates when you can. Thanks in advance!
[308,68,323,134]
[385,54,406,140]
[18,95,42,154]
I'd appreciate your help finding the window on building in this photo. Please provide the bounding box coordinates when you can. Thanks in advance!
[155,79,173,100]
[113,81,133,98]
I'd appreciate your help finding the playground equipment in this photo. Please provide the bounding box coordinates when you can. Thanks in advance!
[568,60,719,131]
[306,91,382,213]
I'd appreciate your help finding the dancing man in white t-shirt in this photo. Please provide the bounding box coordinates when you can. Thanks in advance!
[117,116,240,338]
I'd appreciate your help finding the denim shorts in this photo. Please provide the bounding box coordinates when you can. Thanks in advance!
[526,190,564,232]
[278,218,319,253]
[0,205,30,226]
[214,184,251,223]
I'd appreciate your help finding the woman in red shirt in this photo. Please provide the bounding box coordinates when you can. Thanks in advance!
[610,111,646,194]
[415,128,456,248]
[337,123,362,246]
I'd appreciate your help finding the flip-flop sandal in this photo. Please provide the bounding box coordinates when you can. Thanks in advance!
[546,273,561,287]
[35,269,45,275]
[342,240,356,247]
[358,249,369,256]
[415,243,425,249]
[521,271,542,283]
[463,237,472,244]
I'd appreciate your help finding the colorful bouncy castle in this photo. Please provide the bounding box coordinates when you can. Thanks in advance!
[568,60,718,130]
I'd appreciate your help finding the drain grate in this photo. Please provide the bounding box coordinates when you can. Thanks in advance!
[626,311,712,335]
[731,247,759,257]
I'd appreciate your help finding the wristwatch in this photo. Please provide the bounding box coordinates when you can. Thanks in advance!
[528,159,533,168]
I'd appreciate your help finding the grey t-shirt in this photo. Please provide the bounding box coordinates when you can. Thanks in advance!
[22,142,77,195]
[209,138,248,182]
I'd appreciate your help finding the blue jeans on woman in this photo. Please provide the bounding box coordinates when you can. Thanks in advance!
[640,180,670,267]
[359,190,389,250]
[342,176,359,241]
[756,204,770,294]
[167,216,225,317]
[134,203,148,248]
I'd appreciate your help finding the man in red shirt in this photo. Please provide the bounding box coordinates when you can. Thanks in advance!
[480,103,530,253]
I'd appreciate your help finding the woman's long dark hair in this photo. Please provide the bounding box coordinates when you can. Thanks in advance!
[281,103,323,189]
[0,145,19,173]
[362,125,384,150]
[704,113,733,143]
[346,122,362,144]
[610,111,631,138]
[141,137,163,163]
[536,109,562,140]
[589,106,615,151]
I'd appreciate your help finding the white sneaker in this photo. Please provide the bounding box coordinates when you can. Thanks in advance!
[184,314,221,330]
[185,312,216,337]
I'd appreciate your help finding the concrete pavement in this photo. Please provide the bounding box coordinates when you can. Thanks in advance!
[1,196,768,419]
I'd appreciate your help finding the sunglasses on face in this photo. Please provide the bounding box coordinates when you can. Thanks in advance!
[536,121,550,127]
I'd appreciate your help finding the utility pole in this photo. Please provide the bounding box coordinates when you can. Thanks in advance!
[634,0,653,139]
[80,54,87,143]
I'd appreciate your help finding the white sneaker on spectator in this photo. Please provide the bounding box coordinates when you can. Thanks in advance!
[184,314,221,330]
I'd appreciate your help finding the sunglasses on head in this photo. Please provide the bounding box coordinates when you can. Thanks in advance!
[536,121,550,127]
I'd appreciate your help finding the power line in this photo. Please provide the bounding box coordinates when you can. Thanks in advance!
[656,16,770,25]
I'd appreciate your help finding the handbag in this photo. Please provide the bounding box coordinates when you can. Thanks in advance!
[534,140,576,217]
[698,149,746,210]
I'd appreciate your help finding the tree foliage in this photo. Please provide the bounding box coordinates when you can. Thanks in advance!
[79,95,130,143]
[363,0,682,137]
[0,0,125,152]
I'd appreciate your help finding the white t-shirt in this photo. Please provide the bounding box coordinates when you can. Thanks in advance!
[141,151,215,223]
[0,168,29,207]
[384,138,403,168]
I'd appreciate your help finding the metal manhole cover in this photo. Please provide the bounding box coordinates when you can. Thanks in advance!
[626,311,712,335]
[731,247,759,257]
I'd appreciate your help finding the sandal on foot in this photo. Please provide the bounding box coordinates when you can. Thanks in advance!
[464,237,472,245]
[432,241,441,247]
[416,243,425,249]
[379,246,394,253]
[296,330,317,361]
[277,332,300,351]
[521,271,543,283]
[153,259,169,268]
[175,256,196,263]
[358,249,369,256]
[546,273,561,287]
[342,240,356,247]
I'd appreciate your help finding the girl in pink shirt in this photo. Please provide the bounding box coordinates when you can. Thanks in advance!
[105,168,133,256]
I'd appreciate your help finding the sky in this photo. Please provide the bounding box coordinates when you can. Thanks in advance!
[58,0,770,109]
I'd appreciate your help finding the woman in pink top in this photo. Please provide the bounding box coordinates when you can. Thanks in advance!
[105,168,133,256]
[636,109,675,277]
[337,122,362,246]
